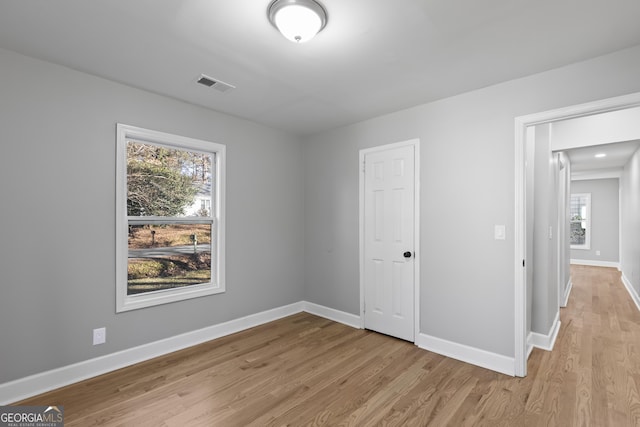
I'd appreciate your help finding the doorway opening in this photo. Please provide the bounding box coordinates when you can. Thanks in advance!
[514,92,640,376]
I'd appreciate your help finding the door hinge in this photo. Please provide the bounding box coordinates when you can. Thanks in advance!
[523,259,525,267]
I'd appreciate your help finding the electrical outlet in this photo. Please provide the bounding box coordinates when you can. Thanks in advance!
[93,327,106,345]
[596,250,601,256]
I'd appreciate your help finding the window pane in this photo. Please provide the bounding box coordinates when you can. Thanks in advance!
[570,222,586,245]
[126,141,213,217]
[127,223,212,295]
[570,194,588,246]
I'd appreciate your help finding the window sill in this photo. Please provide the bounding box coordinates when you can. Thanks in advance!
[116,283,224,313]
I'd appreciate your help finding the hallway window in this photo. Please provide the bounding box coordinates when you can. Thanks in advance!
[116,124,226,312]
[570,193,591,250]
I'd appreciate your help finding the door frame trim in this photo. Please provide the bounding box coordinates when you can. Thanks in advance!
[359,138,421,342]
[514,91,640,377]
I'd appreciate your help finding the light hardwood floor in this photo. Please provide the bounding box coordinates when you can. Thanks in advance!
[16,266,640,426]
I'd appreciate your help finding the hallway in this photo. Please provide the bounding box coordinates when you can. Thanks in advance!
[526,265,640,425]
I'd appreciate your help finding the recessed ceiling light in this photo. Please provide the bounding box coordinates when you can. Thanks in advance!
[595,153,607,158]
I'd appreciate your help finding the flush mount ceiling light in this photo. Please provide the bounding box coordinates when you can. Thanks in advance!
[595,153,607,158]
[268,0,328,43]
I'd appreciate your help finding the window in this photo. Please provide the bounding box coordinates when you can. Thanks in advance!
[116,124,225,312]
[570,193,590,250]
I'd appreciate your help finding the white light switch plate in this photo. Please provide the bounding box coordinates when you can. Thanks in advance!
[494,225,506,240]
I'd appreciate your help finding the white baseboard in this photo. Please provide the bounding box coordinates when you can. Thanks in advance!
[1,300,525,403]
[529,312,561,351]
[561,279,573,308]
[415,333,515,376]
[621,273,640,312]
[302,302,362,329]
[571,259,620,269]
[0,302,309,405]
[526,332,534,359]
[0,301,363,405]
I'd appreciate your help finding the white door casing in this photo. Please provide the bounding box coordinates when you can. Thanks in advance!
[360,140,419,342]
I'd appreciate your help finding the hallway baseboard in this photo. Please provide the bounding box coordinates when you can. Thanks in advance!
[570,259,620,269]
[621,273,640,312]
[529,312,561,352]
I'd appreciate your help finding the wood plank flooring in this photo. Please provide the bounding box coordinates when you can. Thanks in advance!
[15,266,640,426]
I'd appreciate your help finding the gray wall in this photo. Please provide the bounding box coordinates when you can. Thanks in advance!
[531,125,559,335]
[4,42,640,387]
[0,48,305,384]
[621,148,640,293]
[526,131,570,342]
[303,44,640,358]
[570,179,620,263]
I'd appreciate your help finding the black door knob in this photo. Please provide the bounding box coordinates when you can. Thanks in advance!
[403,251,412,258]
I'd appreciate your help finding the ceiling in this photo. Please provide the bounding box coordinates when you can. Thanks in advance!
[2,0,640,136]
[565,139,640,173]
[551,106,640,177]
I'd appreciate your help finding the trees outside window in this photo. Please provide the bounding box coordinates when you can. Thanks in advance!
[570,193,590,250]
[116,124,225,312]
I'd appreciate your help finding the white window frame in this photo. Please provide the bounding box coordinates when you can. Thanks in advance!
[116,124,226,312]
[570,193,591,250]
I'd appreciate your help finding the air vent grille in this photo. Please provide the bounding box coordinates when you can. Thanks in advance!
[196,74,235,93]
[197,75,216,87]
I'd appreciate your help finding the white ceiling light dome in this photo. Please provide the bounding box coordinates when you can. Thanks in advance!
[268,0,328,43]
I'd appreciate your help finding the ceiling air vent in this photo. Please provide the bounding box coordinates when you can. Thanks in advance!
[196,74,235,93]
